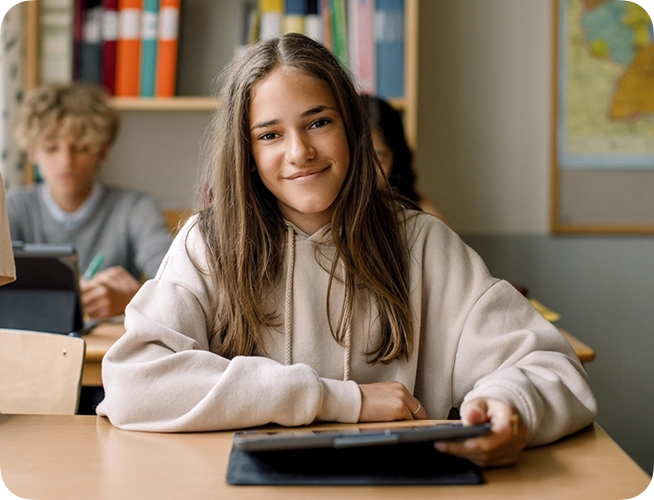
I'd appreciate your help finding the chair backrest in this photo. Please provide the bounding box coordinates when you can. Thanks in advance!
[0,328,85,415]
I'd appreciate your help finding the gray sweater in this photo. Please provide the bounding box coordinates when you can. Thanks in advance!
[6,184,172,279]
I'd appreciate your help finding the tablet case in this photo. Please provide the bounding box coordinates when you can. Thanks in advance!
[226,441,484,486]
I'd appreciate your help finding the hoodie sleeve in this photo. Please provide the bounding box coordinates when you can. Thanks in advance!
[408,213,597,447]
[96,218,361,432]
[454,280,597,446]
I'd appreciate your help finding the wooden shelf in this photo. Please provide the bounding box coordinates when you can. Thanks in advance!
[111,96,407,113]
[111,97,218,111]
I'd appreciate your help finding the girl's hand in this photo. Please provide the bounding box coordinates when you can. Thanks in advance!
[80,266,140,318]
[434,397,527,467]
[358,381,427,422]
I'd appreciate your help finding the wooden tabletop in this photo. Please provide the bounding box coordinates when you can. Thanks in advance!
[80,323,596,387]
[0,415,648,500]
[558,328,595,363]
[81,322,125,386]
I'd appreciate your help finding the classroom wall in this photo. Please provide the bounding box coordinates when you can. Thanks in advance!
[101,110,212,211]
[416,0,654,473]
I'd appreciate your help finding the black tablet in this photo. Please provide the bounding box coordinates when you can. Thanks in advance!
[232,422,491,452]
[0,242,86,335]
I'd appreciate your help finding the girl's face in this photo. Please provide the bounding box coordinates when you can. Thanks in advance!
[249,67,350,235]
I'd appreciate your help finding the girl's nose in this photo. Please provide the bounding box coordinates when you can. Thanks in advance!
[285,132,316,165]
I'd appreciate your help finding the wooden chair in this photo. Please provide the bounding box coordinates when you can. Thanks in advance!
[0,328,85,415]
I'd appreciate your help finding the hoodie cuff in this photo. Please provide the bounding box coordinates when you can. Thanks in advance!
[317,378,361,423]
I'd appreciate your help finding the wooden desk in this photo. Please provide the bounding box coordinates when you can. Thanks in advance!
[81,325,595,387]
[82,322,125,386]
[0,416,648,499]
[559,328,595,364]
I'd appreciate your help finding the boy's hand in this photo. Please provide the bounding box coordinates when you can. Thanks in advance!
[80,266,140,318]
[358,381,427,422]
[434,397,527,467]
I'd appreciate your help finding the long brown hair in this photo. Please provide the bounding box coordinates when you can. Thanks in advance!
[198,33,413,364]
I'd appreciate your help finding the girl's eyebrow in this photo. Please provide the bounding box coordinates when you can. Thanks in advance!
[250,105,338,132]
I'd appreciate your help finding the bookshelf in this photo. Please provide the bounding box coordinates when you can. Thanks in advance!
[21,0,420,200]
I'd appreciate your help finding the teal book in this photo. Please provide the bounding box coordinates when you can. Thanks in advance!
[140,0,159,97]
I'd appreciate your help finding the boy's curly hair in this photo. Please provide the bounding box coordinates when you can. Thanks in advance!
[15,82,119,152]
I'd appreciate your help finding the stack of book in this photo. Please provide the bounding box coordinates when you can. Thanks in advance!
[250,0,405,99]
[39,0,182,98]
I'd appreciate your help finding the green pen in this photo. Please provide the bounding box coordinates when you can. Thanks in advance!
[83,252,104,281]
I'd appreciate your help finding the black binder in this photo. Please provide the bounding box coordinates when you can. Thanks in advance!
[226,441,485,486]
[0,242,85,334]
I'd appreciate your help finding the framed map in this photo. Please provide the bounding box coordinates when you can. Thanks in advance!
[552,0,654,233]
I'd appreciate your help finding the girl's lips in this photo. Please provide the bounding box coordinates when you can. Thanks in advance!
[286,166,329,184]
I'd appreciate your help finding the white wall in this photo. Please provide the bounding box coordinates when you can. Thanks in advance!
[100,110,212,211]
[416,0,552,235]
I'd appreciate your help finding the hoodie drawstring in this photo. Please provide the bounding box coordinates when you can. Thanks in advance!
[283,224,352,381]
[284,225,295,366]
[342,265,352,381]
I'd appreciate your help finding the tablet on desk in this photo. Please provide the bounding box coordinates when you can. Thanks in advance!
[0,242,86,335]
[233,422,491,452]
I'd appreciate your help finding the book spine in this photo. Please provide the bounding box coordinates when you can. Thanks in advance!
[258,0,283,40]
[375,0,404,98]
[348,0,375,94]
[241,2,259,46]
[80,0,104,85]
[39,0,75,84]
[330,0,347,66]
[115,0,142,97]
[283,0,306,35]
[154,0,180,97]
[304,0,322,43]
[140,0,159,97]
[319,0,332,50]
[102,0,118,94]
[73,0,84,79]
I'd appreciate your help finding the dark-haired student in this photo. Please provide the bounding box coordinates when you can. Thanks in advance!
[362,94,446,222]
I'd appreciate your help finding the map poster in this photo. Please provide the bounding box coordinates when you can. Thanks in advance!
[558,0,654,170]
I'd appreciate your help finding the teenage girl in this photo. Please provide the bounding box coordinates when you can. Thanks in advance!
[97,33,596,467]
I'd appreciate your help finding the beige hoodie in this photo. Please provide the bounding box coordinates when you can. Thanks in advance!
[97,211,596,446]
[0,173,16,285]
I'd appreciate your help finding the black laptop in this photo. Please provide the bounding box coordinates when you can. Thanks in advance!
[0,242,86,335]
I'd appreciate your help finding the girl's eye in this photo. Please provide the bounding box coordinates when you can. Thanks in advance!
[73,145,91,153]
[260,132,278,141]
[310,118,331,129]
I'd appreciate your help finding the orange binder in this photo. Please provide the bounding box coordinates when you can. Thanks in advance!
[155,0,181,97]
[115,0,142,96]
